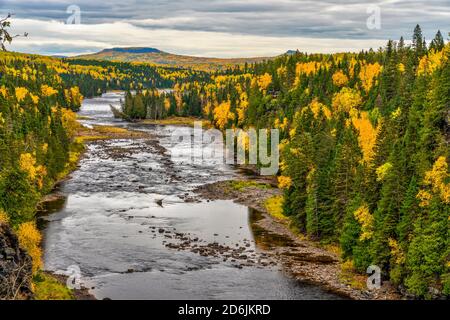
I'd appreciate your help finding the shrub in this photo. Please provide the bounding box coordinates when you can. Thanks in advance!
[17,222,42,273]
[0,209,9,224]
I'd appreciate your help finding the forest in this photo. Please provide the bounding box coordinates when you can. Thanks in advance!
[121,26,449,298]
[0,23,448,299]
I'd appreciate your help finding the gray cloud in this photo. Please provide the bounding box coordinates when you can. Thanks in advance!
[0,0,448,56]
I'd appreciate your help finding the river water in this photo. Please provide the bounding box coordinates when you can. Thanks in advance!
[40,92,340,300]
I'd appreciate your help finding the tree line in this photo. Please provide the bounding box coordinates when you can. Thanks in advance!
[121,26,449,298]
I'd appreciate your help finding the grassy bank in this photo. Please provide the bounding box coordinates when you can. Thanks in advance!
[140,116,213,128]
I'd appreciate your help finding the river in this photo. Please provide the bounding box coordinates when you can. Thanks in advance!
[40,92,341,300]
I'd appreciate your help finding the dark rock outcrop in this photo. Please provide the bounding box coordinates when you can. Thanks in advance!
[0,223,33,300]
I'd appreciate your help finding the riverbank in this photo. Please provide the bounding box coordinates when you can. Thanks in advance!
[34,122,151,300]
[194,179,402,300]
[136,116,213,128]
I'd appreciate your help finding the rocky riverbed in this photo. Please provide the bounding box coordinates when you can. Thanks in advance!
[40,92,344,300]
[194,180,402,300]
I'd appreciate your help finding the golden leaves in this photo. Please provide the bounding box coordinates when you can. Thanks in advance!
[417,49,446,76]
[332,70,349,87]
[376,162,393,181]
[278,176,292,189]
[332,87,362,113]
[19,153,37,180]
[354,204,374,241]
[17,222,42,273]
[417,190,433,208]
[237,92,249,125]
[60,108,79,138]
[41,85,58,97]
[257,73,272,92]
[164,97,171,111]
[303,99,332,120]
[416,156,450,207]
[388,238,406,265]
[352,111,379,163]
[391,107,402,119]
[359,62,381,92]
[30,93,39,104]
[15,87,29,102]
[296,61,320,76]
[19,153,47,189]
[0,209,9,224]
[0,85,7,97]
[294,61,325,86]
[277,65,287,78]
[69,86,83,105]
[423,156,450,204]
[274,117,289,131]
[213,101,234,130]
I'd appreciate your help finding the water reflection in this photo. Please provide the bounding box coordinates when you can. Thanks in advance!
[41,92,342,300]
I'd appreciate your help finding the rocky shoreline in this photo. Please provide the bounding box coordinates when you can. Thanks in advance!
[194,179,402,300]
[0,223,33,300]
[33,119,401,300]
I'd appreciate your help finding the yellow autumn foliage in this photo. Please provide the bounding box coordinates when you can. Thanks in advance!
[15,87,29,102]
[30,93,40,104]
[278,176,293,189]
[352,112,379,163]
[236,92,249,125]
[164,97,171,111]
[388,238,406,265]
[296,61,320,76]
[332,70,349,87]
[17,222,42,273]
[294,61,325,86]
[417,49,446,76]
[0,209,9,224]
[354,204,374,241]
[60,108,79,138]
[376,162,393,181]
[391,107,402,119]
[417,190,433,208]
[19,153,47,189]
[0,85,7,97]
[359,62,381,92]
[213,101,235,130]
[303,99,332,120]
[274,117,289,131]
[264,195,287,221]
[277,65,287,78]
[423,156,450,204]
[19,153,38,180]
[41,85,58,97]
[332,87,362,113]
[257,73,272,92]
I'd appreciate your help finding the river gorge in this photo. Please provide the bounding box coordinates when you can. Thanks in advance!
[39,92,342,300]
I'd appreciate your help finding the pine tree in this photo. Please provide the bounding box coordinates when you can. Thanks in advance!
[429,30,445,52]
[412,25,426,59]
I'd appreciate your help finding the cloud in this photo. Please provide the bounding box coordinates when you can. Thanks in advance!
[6,18,390,57]
[0,0,448,56]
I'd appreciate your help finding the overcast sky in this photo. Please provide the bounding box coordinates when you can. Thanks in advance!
[0,0,448,57]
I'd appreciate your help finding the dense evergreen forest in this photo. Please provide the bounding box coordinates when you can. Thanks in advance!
[0,48,210,280]
[122,26,449,298]
[0,21,448,298]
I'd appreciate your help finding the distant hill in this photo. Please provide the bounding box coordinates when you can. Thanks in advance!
[71,47,273,70]
[285,50,299,55]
